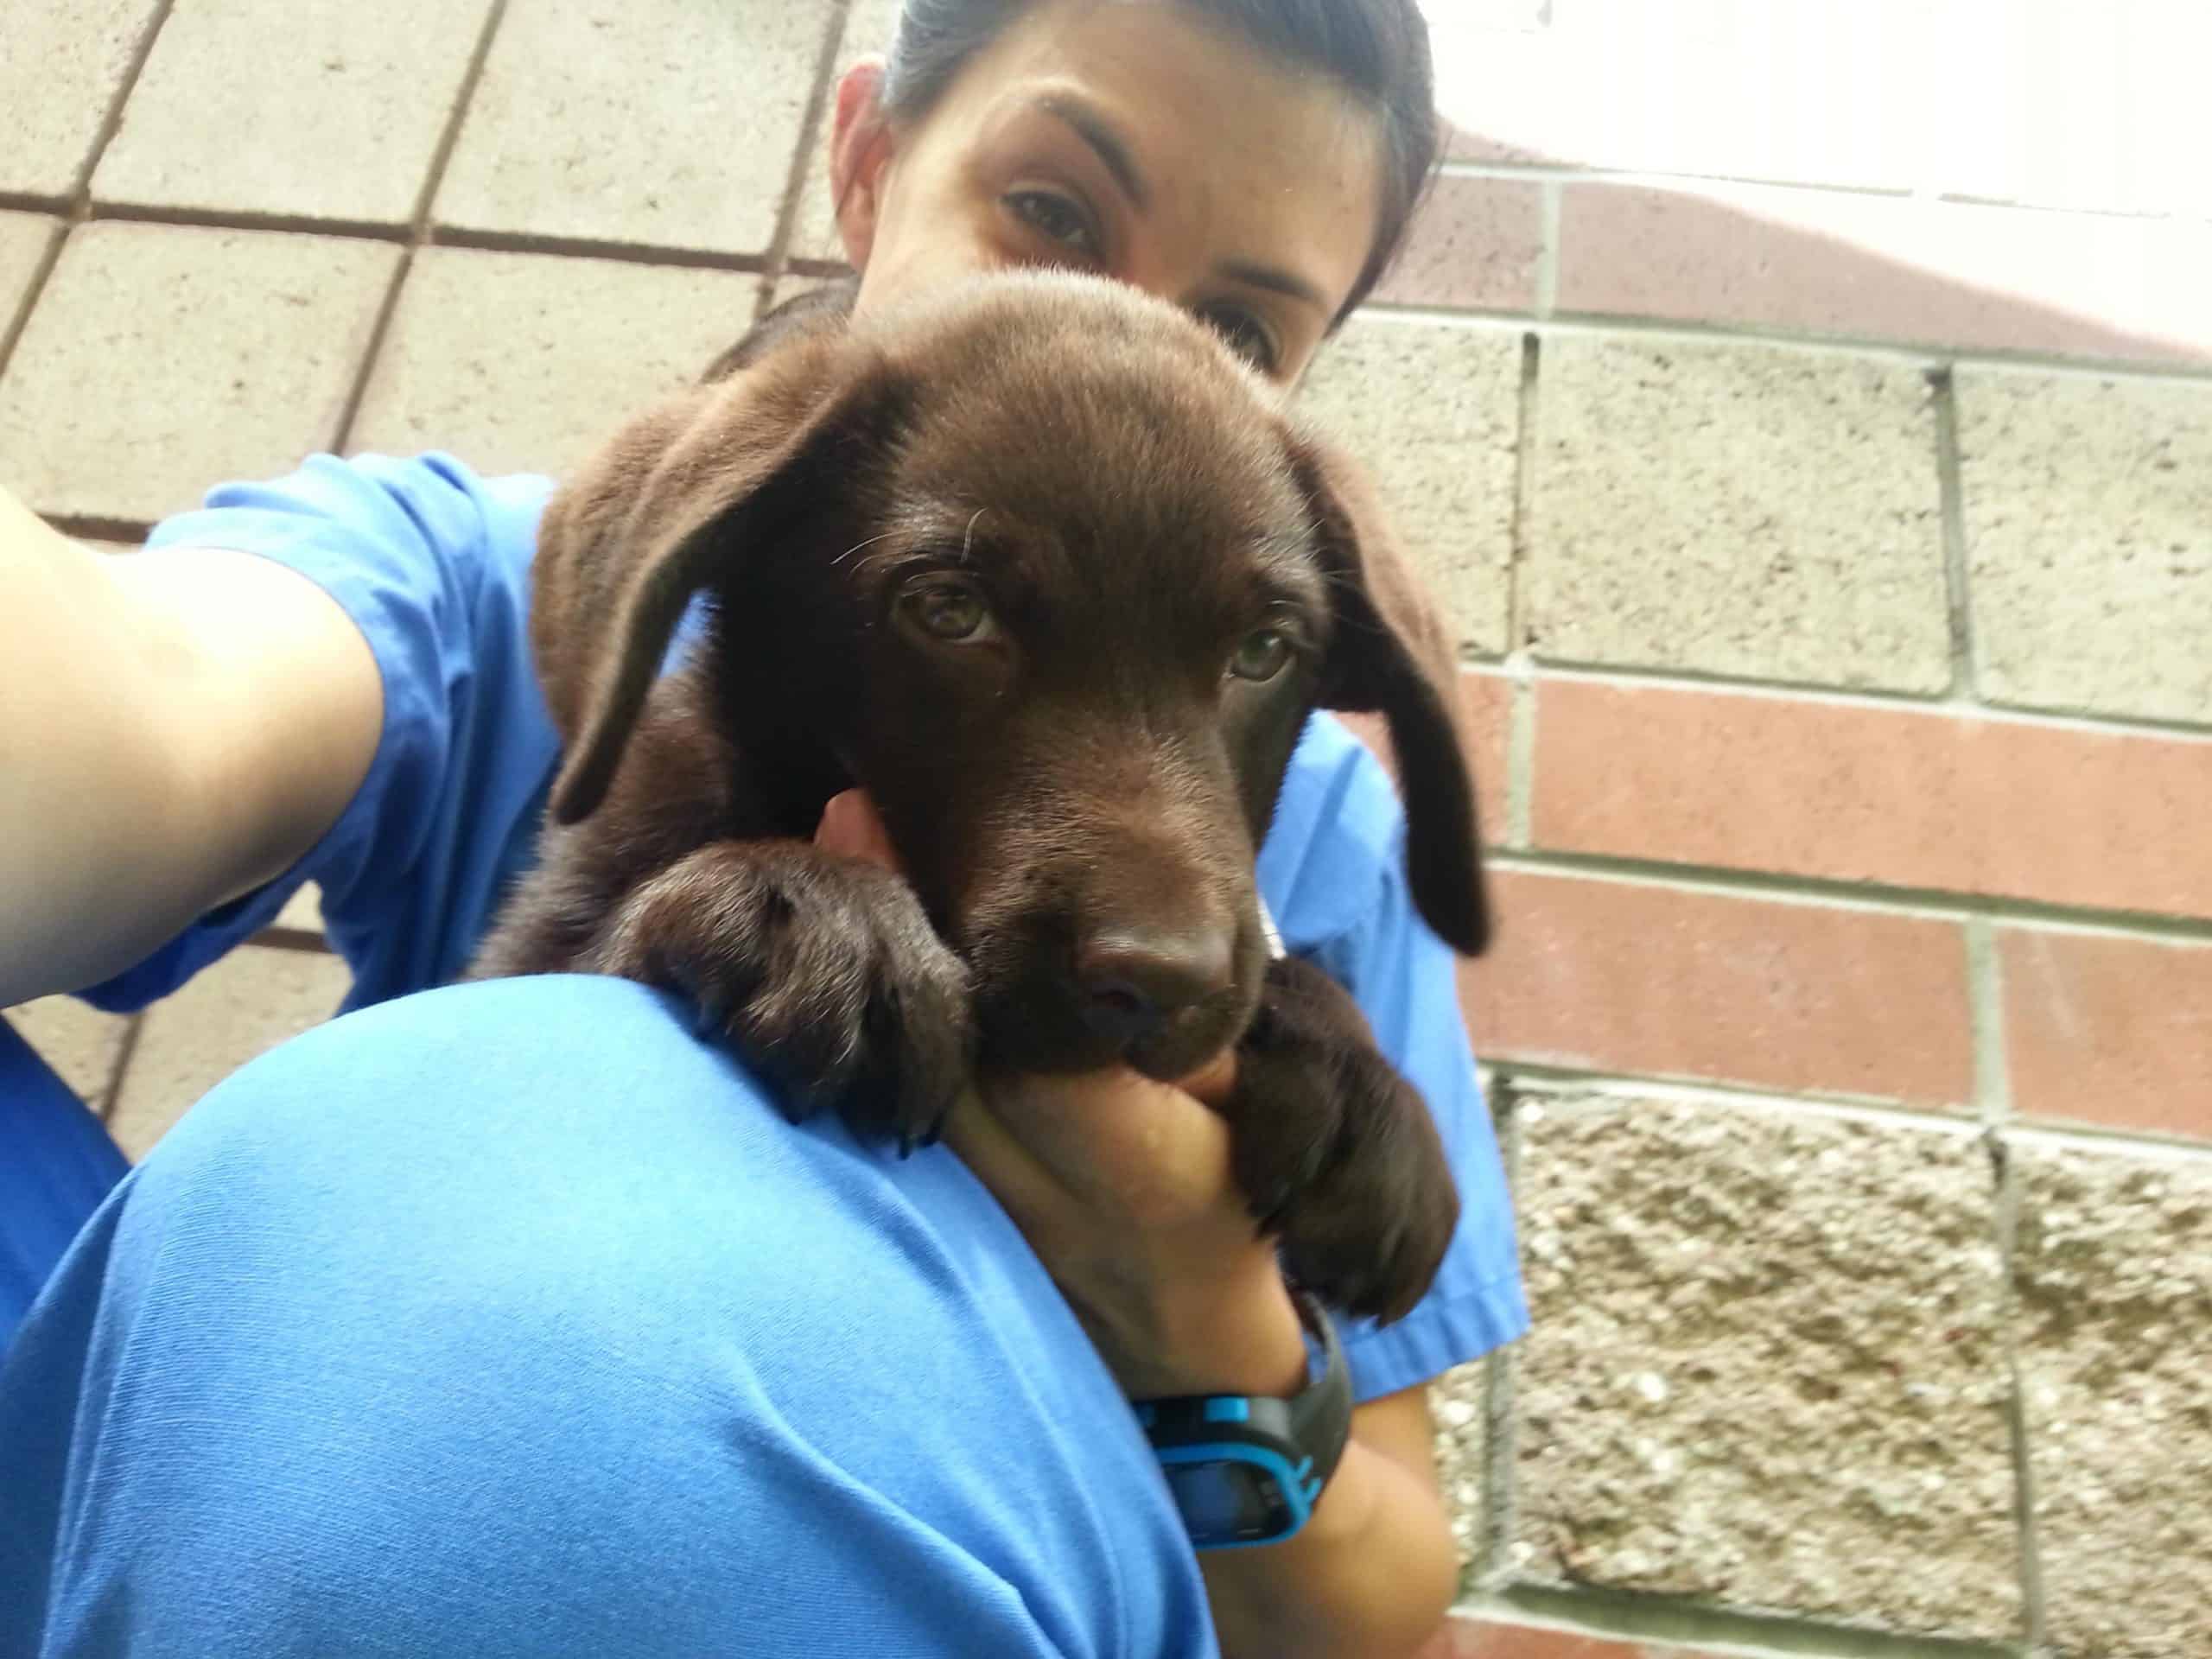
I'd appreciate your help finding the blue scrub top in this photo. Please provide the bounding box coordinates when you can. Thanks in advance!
[2,976,1225,1657]
[2,452,1525,1386]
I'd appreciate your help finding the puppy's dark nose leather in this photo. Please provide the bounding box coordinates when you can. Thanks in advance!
[1073,927,1236,1050]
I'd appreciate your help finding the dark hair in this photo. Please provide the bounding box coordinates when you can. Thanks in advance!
[877,0,1440,325]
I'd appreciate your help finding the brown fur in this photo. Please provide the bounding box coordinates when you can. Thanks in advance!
[472,271,1491,1322]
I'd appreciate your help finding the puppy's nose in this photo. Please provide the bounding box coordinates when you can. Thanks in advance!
[1073,926,1236,1051]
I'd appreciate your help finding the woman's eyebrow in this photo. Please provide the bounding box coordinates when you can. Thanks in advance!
[1216,258,1325,313]
[1033,92,1151,212]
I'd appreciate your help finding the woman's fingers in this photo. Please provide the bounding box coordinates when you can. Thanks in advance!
[814,788,904,874]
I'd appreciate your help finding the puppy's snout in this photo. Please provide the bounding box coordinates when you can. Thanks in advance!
[1072,925,1236,1052]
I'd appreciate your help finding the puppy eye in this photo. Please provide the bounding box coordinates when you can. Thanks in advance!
[1006,190,1103,261]
[904,580,1000,644]
[1229,626,1295,683]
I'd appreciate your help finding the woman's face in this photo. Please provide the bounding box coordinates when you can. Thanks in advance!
[830,1,1385,385]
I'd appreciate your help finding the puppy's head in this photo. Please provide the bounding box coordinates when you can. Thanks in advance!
[538,270,1488,1080]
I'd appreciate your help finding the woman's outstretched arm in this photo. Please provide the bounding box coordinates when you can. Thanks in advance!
[0,483,378,1006]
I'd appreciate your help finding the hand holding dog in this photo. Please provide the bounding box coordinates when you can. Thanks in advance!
[817,788,1311,1402]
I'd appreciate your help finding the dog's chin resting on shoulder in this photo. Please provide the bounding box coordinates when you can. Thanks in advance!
[469,269,1494,1326]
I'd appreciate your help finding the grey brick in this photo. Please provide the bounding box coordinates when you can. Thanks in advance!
[2012,1140,2212,1659]
[92,0,494,225]
[1513,1093,2023,1642]
[789,0,903,265]
[349,247,760,480]
[109,947,351,1161]
[1958,367,2212,723]
[1300,315,1522,658]
[274,883,326,935]
[0,223,397,524]
[0,211,58,329]
[0,0,157,199]
[1528,334,1951,690]
[8,998,133,1109]
[435,0,836,257]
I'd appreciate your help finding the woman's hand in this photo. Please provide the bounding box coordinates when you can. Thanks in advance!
[817,788,1459,1658]
[813,788,1306,1400]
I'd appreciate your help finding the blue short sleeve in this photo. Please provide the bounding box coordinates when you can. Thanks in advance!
[77,454,562,1017]
[51,446,1522,1403]
[0,977,1217,1659]
[1257,716,1528,1399]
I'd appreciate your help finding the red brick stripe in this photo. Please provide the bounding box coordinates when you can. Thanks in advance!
[1373,174,1545,312]
[1421,1614,1715,1658]
[1338,670,1515,849]
[1530,677,2212,920]
[1461,869,1974,1106]
[1552,180,2212,367]
[1999,928,2212,1138]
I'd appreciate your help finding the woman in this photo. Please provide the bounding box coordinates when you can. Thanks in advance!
[0,3,1523,1653]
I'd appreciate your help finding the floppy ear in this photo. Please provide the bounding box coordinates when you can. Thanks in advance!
[532,333,896,825]
[696,276,860,385]
[1291,435,1492,957]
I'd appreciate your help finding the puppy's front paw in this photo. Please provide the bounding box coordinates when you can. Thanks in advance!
[1225,956,1459,1325]
[589,841,973,1147]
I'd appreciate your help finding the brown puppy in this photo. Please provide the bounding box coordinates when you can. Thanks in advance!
[472,270,1490,1323]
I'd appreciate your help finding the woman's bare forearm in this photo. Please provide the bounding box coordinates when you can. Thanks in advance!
[1200,1388,1459,1659]
[0,486,378,1006]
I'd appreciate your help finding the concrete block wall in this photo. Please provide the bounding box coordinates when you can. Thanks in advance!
[4,3,2207,1655]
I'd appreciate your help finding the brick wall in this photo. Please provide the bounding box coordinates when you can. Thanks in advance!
[1351,9,2211,1658]
[4,3,2207,1656]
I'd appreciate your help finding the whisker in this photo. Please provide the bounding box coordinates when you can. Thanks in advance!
[832,530,899,568]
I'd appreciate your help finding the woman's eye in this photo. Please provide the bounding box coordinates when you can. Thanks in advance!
[1007,190,1102,260]
[905,582,999,644]
[1199,306,1280,376]
[1229,627,1295,683]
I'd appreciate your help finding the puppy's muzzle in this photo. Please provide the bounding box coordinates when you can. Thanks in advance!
[1071,922,1236,1054]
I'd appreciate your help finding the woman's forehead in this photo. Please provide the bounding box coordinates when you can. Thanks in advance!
[945,2,1383,304]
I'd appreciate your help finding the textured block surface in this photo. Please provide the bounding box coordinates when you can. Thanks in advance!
[1513,1093,2021,1640]
[1958,368,2212,723]
[109,946,352,1160]
[92,0,493,223]
[0,212,57,328]
[2011,1140,2212,1659]
[349,247,760,479]
[1527,334,1948,690]
[435,0,833,255]
[0,0,156,198]
[1300,317,1522,657]
[1427,1358,1490,1586]
[0,222,397,524]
